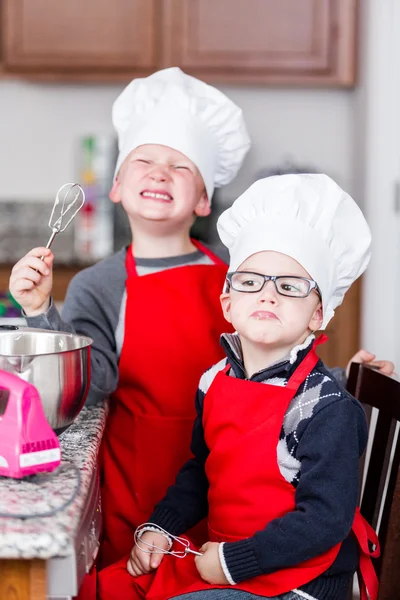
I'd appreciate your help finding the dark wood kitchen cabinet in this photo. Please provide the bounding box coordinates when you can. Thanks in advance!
[1,0,158,76]
[160,0,358,85]
[1,0,358,85]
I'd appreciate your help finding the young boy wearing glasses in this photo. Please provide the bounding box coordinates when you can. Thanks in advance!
[99,174,378,600]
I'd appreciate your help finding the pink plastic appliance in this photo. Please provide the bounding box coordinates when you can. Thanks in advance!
[0,369,61,478]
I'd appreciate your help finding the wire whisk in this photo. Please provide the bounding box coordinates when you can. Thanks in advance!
[134,522,203,558]
[45,183,85,251]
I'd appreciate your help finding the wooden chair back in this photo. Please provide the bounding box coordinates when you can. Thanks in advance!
[347,362,400,600]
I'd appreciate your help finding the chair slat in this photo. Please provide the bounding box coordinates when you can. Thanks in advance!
[360,413,395,526]
[375,466,400,600]
[347,363,400,599]
[376,439,400,572]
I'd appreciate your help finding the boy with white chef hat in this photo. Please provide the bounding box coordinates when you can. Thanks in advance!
[99,174,378,600]
[9,67,251,570]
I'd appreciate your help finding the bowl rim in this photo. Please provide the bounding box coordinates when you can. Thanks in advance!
[0,327,93,357]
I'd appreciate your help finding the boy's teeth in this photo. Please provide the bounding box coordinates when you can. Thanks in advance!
[143,192,171,200]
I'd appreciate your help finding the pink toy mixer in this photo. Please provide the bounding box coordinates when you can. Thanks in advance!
[0,370,61,478]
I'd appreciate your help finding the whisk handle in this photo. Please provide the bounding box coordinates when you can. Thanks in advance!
[46,229,58,249]
[39,230,58,262]
[186,548,203,556]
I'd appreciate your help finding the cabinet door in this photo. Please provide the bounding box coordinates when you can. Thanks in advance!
[2,0,158,73]
[161,0,357,85]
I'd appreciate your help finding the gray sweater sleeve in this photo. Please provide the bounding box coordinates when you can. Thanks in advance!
[25,249,127,405]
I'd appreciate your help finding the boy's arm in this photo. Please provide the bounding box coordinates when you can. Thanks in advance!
[25,258,125,405]
[149,388,210,534]
[221,396,368,584]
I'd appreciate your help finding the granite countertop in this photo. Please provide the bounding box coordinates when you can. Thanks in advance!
[0,402,108,559]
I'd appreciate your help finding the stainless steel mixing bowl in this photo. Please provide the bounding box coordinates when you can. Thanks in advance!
[0,326,92,431]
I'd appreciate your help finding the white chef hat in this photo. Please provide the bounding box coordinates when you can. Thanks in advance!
[112,67,250,200]
[217,174,371,329]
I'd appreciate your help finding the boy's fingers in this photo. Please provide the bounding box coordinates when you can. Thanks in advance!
[11,278,37,293]
[127,557,142,577]
[21,265,47,282]
[12,258,50,278]
[27,247,53,258]
[126,559,135,576]
[128,550,148,575]
[150,551,164,569]
[139,552,152,570]
[10,272,44,293]
[135,547,154,572]
[357,350,375,362]
[369,360,395,375]
[26,259,51,276]
[12,249,54,274]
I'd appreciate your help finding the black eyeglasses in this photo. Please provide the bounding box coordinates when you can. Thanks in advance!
[226,271,320,299]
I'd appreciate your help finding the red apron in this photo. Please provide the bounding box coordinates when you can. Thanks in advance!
[98,336,379,600]
[99,240,230,569]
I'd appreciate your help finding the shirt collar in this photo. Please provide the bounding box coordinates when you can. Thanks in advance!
[220,332,315,381]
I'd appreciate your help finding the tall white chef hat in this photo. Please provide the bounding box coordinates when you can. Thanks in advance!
[112,67,251,200]
[217,174,371,329]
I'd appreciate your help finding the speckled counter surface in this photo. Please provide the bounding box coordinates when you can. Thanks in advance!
[0,402,108,559]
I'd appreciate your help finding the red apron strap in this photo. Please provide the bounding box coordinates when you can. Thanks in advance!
[352,508,380,558]
[352,507,380,600]
[315,333,328,347]
[285,335,327,391]
[191,239,227,266]
[125,244,137,277]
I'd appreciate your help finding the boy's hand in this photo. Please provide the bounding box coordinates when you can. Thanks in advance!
[195,542,229,585]
[346,350,396,378]
[9,248,54,316]
[127,531,169,577]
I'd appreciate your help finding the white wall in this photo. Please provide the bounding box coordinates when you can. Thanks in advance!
[0,80,355,205]
[355,0,400,366]
[218,86,356,203]
[0,82,119,200]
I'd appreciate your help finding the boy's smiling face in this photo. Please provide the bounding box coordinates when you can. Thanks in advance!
[109,144,210,229]
[220,251,323,353]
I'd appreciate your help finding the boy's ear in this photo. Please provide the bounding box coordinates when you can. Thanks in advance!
[194,190,211,217]
[109,179,121,204]
[220,292,232,324]
[309,302,323,332]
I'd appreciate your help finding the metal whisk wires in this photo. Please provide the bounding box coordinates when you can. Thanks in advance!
[46,183,85,250]
[134,522,202,558]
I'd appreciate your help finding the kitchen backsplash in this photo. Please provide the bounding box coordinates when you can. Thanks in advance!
[0,199,139,265]
[0,201,76,264]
